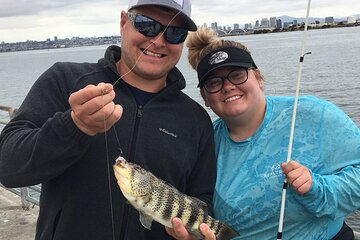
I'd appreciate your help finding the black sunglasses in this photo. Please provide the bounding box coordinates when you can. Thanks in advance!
[127,12,188,44]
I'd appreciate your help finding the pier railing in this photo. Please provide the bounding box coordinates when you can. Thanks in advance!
[0,105,40,209]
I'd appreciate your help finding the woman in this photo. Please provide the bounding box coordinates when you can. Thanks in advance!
[167,27,360,240]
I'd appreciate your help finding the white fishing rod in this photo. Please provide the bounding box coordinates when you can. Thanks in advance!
[276,0,312,239]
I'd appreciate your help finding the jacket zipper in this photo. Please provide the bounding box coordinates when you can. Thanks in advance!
[119,104,142,240]
[129,105,142,161]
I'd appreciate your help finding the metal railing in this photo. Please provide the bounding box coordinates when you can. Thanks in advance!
[0,105,41,210]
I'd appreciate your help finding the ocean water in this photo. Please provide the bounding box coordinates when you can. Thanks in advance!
[0,27,359,231]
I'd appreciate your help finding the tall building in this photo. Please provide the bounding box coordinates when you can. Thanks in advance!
[270,17,276,28]
[276,19,282,29]
[211,22,218,30]
[255,20,260,28]
[234,24,240,30]
[260,18,270,28]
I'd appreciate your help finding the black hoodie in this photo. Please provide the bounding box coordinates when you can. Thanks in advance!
[0,45,216,240]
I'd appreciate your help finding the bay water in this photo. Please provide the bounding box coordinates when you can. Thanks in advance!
[0,27,359,232]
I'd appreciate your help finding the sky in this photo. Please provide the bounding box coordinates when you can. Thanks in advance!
[1,0,359,43]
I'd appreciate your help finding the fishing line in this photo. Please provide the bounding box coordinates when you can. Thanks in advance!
[107,8,184,155]
[102,108,116,240]
[102,9,184,240]
[277,0,312,239]
[107,8,185,156]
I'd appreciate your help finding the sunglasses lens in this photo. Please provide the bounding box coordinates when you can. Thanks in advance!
[165,27,188,44]
[129,12,188,44]
[134,15,161,37]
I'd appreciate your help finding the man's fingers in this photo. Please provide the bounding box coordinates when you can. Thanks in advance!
[81,101,116,123]
[70,84,116,118]
[171,217,191,239]
[199,223,216,240]
[165,218,215,240]
[68,83,122,136]
[84,104,123,132]
[69,83,113,106]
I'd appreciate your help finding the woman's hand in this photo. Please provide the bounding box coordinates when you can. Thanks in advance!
[281,160,312,195]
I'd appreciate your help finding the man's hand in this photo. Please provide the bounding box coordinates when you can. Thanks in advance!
[69,82,123,136]
[281,160,312,195]
[165,217,216,240]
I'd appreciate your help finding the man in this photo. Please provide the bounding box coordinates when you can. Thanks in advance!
[0,0,216,239]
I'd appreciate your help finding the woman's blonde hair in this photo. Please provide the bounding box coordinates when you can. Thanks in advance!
[186,27,250,70]
[186,27,264,85]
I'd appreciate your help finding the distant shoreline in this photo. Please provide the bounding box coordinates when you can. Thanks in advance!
[222,22,360,37]
[1,23,359,53]
[0,36,121,53]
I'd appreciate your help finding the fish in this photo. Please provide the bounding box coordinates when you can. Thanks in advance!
[113,157,240,240]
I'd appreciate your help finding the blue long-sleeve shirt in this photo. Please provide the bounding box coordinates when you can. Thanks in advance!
[213,95,360,240]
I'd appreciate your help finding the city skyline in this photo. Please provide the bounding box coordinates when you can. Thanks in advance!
[1,0,360,43]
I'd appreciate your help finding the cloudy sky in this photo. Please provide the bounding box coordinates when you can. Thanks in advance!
[1,0,359,43]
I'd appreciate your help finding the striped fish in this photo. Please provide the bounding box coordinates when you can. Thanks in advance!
[113,157,239,240]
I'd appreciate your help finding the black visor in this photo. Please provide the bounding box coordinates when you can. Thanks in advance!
[196,47,257,87]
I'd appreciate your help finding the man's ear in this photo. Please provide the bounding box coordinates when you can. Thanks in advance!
[120,11,127,32]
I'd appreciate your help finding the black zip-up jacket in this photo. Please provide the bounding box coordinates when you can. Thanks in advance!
[0,45,216,240]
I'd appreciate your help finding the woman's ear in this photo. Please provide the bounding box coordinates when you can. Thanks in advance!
[258,79,264,90]
[200,89,210,107]
[253,69,264,91]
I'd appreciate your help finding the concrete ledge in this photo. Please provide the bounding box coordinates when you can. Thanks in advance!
[0,187,38,240]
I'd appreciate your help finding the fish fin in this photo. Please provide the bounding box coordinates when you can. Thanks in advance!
[139,212,153,230]
[143,193,152,205]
